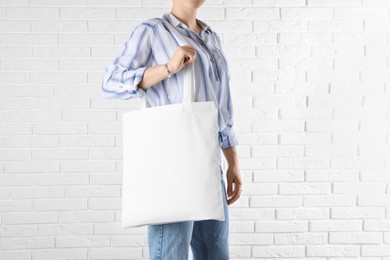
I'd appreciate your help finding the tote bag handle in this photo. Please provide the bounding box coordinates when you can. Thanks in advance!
[140,17,196,109]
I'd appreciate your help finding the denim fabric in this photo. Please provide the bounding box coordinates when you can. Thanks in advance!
[147,166,229,260]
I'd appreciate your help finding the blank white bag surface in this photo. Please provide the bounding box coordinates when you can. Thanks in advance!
[121,64,224,228]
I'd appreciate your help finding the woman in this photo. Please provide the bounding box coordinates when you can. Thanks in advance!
[102,0,242,259]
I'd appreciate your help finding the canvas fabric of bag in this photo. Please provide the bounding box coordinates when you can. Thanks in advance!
[121,19,225,228]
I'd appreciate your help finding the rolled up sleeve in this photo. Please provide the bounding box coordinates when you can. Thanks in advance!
[219,83,239,149]
[101,23,152,100]
[220,125,239,149]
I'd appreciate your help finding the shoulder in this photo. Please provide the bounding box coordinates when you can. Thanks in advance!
[140,17,165,28]
[134,17,168,39]
[129,17,165,42]
[210,29,221,42]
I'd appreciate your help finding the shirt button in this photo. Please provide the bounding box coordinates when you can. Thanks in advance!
[201,41,205,45]
[210,57,215,62]
[168,95,171,99]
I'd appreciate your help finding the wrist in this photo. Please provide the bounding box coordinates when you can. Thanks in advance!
[164,63,171,78]
[222,146,239,168]
[227,160,239,168]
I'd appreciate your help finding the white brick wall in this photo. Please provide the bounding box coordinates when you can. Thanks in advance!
[0,0,390,259]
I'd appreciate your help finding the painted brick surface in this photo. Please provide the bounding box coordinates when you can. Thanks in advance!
[0,0,390,259]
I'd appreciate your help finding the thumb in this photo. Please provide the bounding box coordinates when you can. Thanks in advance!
[183,55,193,66]
[227,181,233,197]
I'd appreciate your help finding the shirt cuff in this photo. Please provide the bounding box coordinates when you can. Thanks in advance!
[121,66,148,98]
[219,126,238,149]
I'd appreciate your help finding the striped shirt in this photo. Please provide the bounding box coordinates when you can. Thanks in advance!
[101,12,238,149]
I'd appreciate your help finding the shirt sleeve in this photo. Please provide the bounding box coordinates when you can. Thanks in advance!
[213,31,239,149]
[220,84,239,149]
[213,31,231,82]
[220,126,239,149]
[101,23,152,100]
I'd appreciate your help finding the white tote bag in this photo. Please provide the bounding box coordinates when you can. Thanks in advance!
[121,60,225,228]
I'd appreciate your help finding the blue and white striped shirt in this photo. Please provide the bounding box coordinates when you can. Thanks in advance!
[101,12,238,149]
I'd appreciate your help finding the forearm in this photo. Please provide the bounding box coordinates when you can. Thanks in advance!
[222,146,239,167]
[138,64,170,90]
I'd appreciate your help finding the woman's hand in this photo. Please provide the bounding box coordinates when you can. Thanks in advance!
[167,45,196,75]
[226,164,243,205]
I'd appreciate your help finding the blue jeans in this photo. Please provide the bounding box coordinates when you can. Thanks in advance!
[147,166,229,260]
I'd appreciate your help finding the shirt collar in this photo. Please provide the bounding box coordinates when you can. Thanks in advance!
[163,12,212,34]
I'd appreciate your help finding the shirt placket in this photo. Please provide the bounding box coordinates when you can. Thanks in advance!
[201,39,221,82]
[186,28,221,82]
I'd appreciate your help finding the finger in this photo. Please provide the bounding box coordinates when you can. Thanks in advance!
[227,192,238,205]
[183,46,194,54]
[190,54,195,62]
[227,184,237,202]
[227,181,233,197]
[187,44,195,51]
[186,56,194,65]
[227,182,242,205]
[228,191,240,205]
[186,49,195,57]
[183,55,192,65]
[187,51,194,59]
